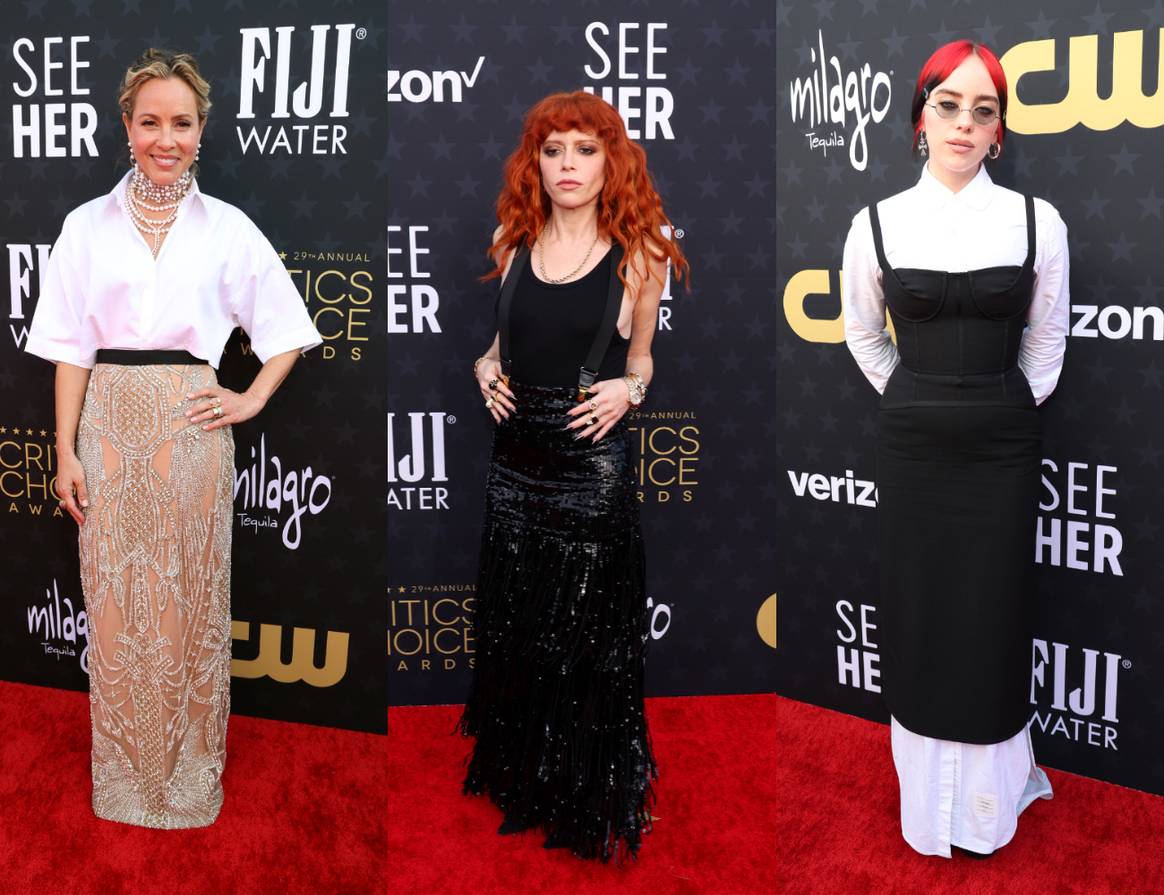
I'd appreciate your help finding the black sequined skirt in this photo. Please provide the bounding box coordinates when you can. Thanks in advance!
[459,380,656,862]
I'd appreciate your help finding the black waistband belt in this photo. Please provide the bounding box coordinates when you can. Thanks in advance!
[95,349,207,366]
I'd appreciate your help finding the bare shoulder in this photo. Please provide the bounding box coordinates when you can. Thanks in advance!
[493,227,519,280]
[626,242,668,297]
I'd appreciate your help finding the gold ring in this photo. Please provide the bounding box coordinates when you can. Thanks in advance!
[485,397,495,409]
[212,396,222,406]
[588,414,599,426]
[588,399,598,411]
[212,405,224,417]
[488,379,498,391]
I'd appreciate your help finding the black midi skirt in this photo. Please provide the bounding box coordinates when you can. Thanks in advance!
[877,369,1041,745]
[459,380,656,862]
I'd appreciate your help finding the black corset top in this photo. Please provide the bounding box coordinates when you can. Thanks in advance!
[868,194,1036,379]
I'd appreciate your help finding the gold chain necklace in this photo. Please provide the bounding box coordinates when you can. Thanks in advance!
[536,228,600,284]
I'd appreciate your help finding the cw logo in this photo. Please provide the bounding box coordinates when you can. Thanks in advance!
[782,269,895,344]
[1001,28,1164,133]
[231,621,349,687]
[757,593,777,649]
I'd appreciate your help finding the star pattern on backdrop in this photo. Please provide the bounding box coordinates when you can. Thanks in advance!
[1,2,387,734]
[388,6,778,706]
[776,0,1164,797]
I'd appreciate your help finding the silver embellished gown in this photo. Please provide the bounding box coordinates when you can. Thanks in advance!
[77,361,233,828]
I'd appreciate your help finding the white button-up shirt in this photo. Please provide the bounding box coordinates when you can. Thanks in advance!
[842,163,1070,404]
[26,170,321,369]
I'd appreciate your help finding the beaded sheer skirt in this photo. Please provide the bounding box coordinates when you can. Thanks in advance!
[460,381,657,862]
[76,363,233,828]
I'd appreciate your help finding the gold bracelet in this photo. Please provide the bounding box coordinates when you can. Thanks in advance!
[473,356,488,377]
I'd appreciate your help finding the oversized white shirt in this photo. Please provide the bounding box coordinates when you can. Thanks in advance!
[842,163,1070,404]
[25,171,321,369]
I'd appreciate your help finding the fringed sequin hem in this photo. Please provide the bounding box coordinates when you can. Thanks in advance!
[460,518,657,863]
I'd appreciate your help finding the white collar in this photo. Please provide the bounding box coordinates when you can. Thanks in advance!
[915,162,994,212]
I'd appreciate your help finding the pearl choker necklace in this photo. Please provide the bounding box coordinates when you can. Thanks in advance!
[127,170,193,257]
[130,168,192,204]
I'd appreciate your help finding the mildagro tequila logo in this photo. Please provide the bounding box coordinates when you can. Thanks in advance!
[27,579,88,672]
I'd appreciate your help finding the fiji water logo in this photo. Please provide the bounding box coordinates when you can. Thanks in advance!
[387,411,449,511]
[789,31,893,171]
[1031,639,1126,751]
[27,579,88,672]
[233,434,333,550]
[236,23,361,155]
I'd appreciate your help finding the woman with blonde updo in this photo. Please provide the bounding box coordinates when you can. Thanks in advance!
[25,49,321,829]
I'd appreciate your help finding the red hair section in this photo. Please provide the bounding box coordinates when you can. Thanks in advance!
[911,41,1008,154]
[485,91,689,293]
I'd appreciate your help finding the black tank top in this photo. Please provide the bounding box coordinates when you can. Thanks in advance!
[868,195,1037,405]
[503,248,629,387]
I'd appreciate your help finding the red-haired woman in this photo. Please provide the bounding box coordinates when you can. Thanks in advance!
[843,42,1069,857]
[460,91,688,861]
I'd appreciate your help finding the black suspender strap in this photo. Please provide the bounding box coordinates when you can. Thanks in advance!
[578,244,626,396]
[866,203,890,271]
[1023,194,1036,268]
[496,246,530,378]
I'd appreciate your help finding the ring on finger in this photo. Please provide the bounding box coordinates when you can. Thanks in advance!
[212,405,224,417]
[588,414,599,426]
[488,378,498,391]
[588,399,598,411]
[485,397,495,409]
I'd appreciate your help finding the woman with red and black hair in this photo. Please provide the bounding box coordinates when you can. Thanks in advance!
[460,91,688,861]
[843,42,1069,857]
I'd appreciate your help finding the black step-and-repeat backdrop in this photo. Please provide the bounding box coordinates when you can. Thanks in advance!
[1,4,387,732]
[777,2,1164,794]
[388,3,779,706]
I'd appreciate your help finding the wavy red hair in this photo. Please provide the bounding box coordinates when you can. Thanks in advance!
[485,91,689,292]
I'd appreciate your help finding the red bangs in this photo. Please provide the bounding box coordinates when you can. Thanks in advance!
[484,90,689,294]
[525,93,624,145]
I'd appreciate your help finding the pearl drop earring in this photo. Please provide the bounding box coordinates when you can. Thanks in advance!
[128,140,136,167]
[195,143,201,162]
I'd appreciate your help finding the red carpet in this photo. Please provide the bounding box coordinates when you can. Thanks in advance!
[389,693,779,894]
[0,681,384,894]
[389,693,1164,895]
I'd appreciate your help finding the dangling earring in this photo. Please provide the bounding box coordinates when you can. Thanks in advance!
[195,143,201,162]
[988,143,1001,160]
[917,130,928,158]
[128,140,136,168]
